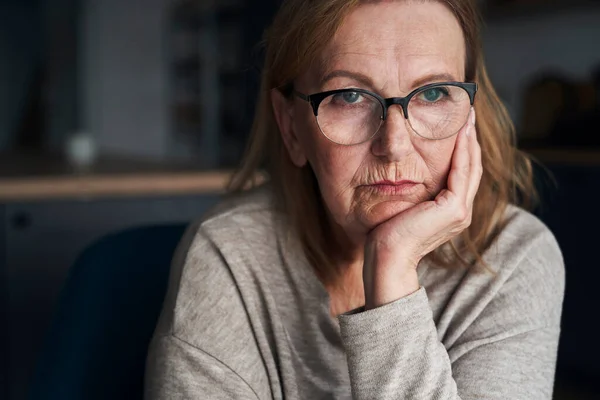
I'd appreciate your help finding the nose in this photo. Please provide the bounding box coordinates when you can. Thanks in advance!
[370,106,415,162]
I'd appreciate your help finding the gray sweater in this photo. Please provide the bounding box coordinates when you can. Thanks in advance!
[144,186,565,399]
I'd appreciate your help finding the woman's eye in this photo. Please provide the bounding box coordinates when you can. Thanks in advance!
[334,91,362,104]
[419,88,448,102]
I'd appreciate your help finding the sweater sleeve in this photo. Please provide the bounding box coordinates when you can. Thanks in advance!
[338,229,565,400]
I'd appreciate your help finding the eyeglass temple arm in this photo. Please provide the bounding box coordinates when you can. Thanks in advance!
[292,90,309,101]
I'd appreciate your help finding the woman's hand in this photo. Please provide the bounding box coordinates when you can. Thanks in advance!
[363,108,482,310]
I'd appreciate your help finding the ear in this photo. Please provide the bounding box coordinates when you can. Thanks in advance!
[271,88,308,167]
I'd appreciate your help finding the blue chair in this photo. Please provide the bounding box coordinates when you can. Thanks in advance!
[28,224,188,400]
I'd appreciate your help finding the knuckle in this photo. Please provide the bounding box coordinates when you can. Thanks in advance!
[454,204,469,222]
[443,191,459,208]
[464,213,473,227]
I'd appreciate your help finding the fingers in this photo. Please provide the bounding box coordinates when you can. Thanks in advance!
[466,108,483,205]
[445,108,472,201]
[437,107,481,227]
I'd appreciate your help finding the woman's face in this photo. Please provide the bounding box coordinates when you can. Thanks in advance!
[275,0,467,244]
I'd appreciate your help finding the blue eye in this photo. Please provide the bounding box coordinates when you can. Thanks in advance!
[336,91,361,104]
[420,87,448,102]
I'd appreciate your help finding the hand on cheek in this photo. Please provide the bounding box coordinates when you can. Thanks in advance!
[363,108,482,310]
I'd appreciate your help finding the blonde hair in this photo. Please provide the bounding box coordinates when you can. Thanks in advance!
[229,0,536,285]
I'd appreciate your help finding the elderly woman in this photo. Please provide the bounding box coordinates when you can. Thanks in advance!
[145,0,564,399]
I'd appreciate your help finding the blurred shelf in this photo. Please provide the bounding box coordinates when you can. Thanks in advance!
[2,148,594,202]
[0,152,234,202]
[524,147,600,166]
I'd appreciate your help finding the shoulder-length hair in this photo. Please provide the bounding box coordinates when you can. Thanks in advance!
[229,0,536,285]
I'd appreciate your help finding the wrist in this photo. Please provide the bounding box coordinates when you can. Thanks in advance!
[364,239,420,271]
[363,247,420,310]
[364,270,420,310]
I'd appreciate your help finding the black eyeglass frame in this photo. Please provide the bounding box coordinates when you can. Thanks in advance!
[293,81,478,120]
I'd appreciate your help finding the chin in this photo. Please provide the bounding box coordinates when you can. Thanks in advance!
[328,186,435,239]
[349,184,431,227]
[359,198,420,228]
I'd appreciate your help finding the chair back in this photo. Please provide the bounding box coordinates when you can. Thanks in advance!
[29,224,188,400]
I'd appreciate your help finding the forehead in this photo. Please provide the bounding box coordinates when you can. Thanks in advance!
[312,1,466,90]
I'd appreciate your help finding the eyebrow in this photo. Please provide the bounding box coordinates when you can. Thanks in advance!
[411,73,460,88]
[319,70,461,91]
[320,70,374,88]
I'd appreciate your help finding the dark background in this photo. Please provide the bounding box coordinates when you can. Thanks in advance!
[1,0,599,399]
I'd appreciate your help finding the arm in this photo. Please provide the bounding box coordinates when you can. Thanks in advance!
[346,108,564,399]
[339,229,564,400]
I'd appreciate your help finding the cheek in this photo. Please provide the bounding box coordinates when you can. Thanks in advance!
[295,111,366,189]
[316,146,366,185]
[417,138,456,189]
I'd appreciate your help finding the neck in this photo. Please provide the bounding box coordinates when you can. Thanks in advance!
[322,212,367,292]
[326,212,364,262]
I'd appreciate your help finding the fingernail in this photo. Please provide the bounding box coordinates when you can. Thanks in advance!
[471,107,476,126]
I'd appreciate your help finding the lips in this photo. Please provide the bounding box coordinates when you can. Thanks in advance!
[364,180,421,195]
[371,180,418,186]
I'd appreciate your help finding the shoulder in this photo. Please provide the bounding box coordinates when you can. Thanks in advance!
[429,205,564,289]
[156,184,285,335]
[473,205,565,326]
[199,184,280,244]
[424,205,565,338]
[173,183,282,297]
[485,205,564,285]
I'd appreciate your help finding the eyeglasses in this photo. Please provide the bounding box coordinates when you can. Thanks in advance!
[293,82,477,146]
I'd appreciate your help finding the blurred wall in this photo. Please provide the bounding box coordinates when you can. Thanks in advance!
[80,0,170,160]
[43,0,80,152]
[483,7,600,131]
[0,0,41,150]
